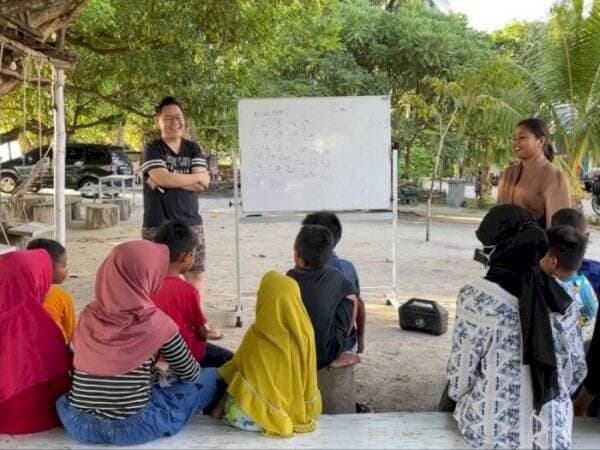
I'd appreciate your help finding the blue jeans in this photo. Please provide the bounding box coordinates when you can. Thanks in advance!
[56,368,223,446]
[201,343,234,368]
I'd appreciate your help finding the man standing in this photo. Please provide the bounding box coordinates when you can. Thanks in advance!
[141,96,210,299]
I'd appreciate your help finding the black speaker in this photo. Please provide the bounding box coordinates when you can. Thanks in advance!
[399,298,448,336]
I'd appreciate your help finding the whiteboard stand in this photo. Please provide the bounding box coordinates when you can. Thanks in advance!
[385,148,400,310]
[232,152,243,327]
[230,148,400,327]
[232,96,396,327]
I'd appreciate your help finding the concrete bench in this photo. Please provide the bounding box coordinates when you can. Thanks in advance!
[6,222,54,248]
[1,413,598,449]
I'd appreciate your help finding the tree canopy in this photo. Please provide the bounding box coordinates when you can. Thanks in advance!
[1,0,599,197]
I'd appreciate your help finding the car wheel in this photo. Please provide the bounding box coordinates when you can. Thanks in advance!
[0,174,18,194]
[78,177,99,198]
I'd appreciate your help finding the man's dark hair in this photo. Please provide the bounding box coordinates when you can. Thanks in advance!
[294,225,333,269]
[302,211,342,247]
[153,221,198,263]
[27,238,66,264]
[155,96,184,115]
[551,208,587,235]
[546,226,588,272]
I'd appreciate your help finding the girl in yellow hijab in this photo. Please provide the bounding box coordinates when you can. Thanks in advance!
[218,271,322,436]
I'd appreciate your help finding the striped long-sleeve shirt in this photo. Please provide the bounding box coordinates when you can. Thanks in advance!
[69,333,200,420]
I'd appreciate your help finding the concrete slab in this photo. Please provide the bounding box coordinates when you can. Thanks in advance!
[1,413,598,449]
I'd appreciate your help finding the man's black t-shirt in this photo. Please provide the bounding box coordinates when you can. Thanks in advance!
[140,138,207,228]
[287,266,356,369]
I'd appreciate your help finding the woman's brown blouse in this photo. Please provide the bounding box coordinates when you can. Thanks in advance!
[497,154,571,229]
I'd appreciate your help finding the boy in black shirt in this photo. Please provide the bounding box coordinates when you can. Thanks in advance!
[287,225,359,370]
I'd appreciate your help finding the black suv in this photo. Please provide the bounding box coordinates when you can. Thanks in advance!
[0,143,133,194]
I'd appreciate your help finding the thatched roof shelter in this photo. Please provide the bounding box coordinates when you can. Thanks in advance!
[0,0,85,95]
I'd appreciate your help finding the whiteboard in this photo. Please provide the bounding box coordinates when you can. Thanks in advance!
[238,96,391,213]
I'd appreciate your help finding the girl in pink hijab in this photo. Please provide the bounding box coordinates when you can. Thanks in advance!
[0,249,71,434]
[56,240,223,445]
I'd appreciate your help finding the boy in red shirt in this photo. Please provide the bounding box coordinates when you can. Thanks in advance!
[152,221,233,367]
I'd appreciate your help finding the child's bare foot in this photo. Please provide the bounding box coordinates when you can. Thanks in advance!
[211,395,227,419]
[329,352,360,369]
[207,326,223,340]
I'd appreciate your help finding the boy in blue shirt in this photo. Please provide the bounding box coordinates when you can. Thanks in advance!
[302,211,365,353]
[540,225,598,341]
[551,209,600,326]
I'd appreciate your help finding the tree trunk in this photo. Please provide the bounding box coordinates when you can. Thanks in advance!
[116,121,125,146]
[404,144,411,180]
[426,108,458,242]
[85,204,119,229]
[438,158,444,192]
[478,148,492,210]
[318,365,356,414]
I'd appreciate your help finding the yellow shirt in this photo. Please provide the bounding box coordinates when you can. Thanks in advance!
[43,285,76,344]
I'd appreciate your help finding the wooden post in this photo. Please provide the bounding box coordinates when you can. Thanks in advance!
[317,365,357,414]
[109,198,131,221]
[52,65,66,244]
[85,204,119,229]
[33,203,56,225]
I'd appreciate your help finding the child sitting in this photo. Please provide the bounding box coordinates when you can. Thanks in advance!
[552,208,600,297]
[152,221,233,368]
[287,225,359,370]
[26,238,76,344]
[302,211,365,353]
[214,271,322,436]
[540,225,597,341]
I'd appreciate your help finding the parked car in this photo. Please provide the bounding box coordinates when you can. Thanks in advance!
[582,167,600,193]
[0,143,133,195]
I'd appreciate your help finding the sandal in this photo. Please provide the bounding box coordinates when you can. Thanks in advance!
[356,402,374,413]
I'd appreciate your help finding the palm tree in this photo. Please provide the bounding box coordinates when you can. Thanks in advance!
[521,0,600,185]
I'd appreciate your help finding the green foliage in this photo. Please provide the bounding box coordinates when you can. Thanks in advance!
[2,0,598,196]
[399,145,434,179]
[507,0,600,193]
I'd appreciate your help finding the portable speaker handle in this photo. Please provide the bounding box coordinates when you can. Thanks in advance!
[405,298,440,311]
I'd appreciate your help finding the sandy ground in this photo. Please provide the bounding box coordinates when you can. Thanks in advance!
[59,196,600,413]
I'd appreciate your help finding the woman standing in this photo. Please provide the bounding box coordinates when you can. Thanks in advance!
[0,250,71,434]
[447,205,586,449]
[498,118,571,229]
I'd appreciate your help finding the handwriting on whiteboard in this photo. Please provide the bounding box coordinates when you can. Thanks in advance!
[239,96,392,212]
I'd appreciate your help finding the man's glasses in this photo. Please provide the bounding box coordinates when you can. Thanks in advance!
[163,115,184,123]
